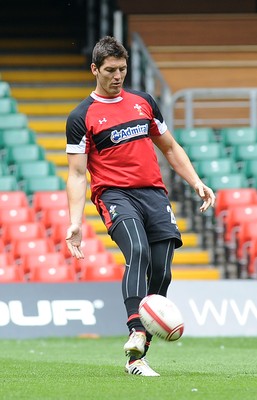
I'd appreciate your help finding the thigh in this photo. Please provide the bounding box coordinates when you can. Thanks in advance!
[98,188,143,235]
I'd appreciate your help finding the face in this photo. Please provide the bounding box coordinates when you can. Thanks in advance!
[91,56,127,97]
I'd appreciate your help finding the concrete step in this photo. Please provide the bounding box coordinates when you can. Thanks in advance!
[0,54,86,67]
[18,102,82,116]
[3,70,93,83]
[12,87,91,101]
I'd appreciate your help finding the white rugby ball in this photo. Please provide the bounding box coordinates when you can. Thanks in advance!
[139,294,184,341]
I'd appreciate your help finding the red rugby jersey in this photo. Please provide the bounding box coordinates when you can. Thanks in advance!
[66,88,168,204]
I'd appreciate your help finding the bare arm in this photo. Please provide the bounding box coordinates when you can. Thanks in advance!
[66,153,88,258]
[152,130,216,212]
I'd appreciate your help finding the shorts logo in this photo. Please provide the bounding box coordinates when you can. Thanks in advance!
[109,205,118,220]
[167,205,177,225]
[110,124,148,143]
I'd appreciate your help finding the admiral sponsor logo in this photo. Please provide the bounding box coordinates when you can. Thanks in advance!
[110,124,148,143]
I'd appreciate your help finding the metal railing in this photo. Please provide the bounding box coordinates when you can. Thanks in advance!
[171,88,257,132]
[131,32,173,130]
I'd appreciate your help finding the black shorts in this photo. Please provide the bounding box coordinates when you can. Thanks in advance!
[98,187,183,248]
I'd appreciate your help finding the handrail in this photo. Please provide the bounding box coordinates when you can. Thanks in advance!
[171,88,257,132]
[131,32,173,130]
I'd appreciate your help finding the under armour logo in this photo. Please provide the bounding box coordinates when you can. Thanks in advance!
[99,117,107,124]
[134,104,144,115]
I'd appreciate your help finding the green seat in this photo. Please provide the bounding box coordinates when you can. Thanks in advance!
[0,82,10,98]
[16,160,56,181]
[24,176,66,196]
[205,173,249,192]
[242,159,257,179]
[175,127,216,146]
[0,161,10,176]
[0,128,36,148]
[0,98,18,114]
[231,144,257,163]
[0,113,28,130]
[5,144,45,166]
[0,176,19,191]
[195,158,237,178]
[186,143,226,162]
[219,127,257,147]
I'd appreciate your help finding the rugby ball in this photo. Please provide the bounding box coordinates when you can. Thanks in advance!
[139,294,184,341]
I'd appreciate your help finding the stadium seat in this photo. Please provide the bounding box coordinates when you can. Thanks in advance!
[219,127,257,148]
[0,191,29,208]
[174,127,216,146]
[0,266,24,283]
[5,144,45,166]
[74,251,117,274]
[0,113,28,130]
[186,143,226,162]
[0,128,36,149]
[0,82,11,97]
[205,173,249,192]
[236,220,257,265]
[22,252,66,274]
[215,188,257,218]
[80,263,124,281]
[0,98,17,114]
[29,265,76,282]
[0,161,10,176]
[0,176,19,191]
[242,159,257,182]
[231,143,257,164]
[0,206,35,227]
[51,221,95,245]
[23,176,65,196]
[15,160,56,182]
[41,208,70,229]
[223,204,257,261]
[245,237,257,278]
[195,158,238,179]
[62,236,105,259]
[12,237,55,260]
[0,253,15,267]
[2,221,46,245]
[33,190,68,213]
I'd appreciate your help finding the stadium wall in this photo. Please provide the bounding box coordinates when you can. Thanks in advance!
[0,281,256,339]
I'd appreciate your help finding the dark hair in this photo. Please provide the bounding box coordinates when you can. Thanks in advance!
[92,36,129,69]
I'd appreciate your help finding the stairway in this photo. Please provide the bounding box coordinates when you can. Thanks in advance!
[0,1,220,279]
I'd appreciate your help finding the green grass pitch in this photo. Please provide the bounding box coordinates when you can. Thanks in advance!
[0,336,256,400]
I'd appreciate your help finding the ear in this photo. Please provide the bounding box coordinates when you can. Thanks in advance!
[91,63,98,76]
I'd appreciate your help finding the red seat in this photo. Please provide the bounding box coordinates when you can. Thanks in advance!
[0,191,29,209]
[0,252,15,267]
[0,207,35,227]
[215,188,257,218]
[41,208,70,228]
[2,221,46,245]
[75,251,116,274]
[22,252,66,274]
[29,265,76,282]
[0,266,24,282]
[51,221,96,245]
[246,238,257,278]
[215,188,257,237]
[62,236,105,259]
[222,204,257,266]
[33,191,68,213]
[12,237,55,260]
[237,221,257,261]
[80,262,124,281]
[224,205,257,244]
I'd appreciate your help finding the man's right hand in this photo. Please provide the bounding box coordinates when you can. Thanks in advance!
[65,224,85,259]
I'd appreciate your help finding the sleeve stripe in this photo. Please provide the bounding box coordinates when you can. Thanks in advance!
[66,143,86,153]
